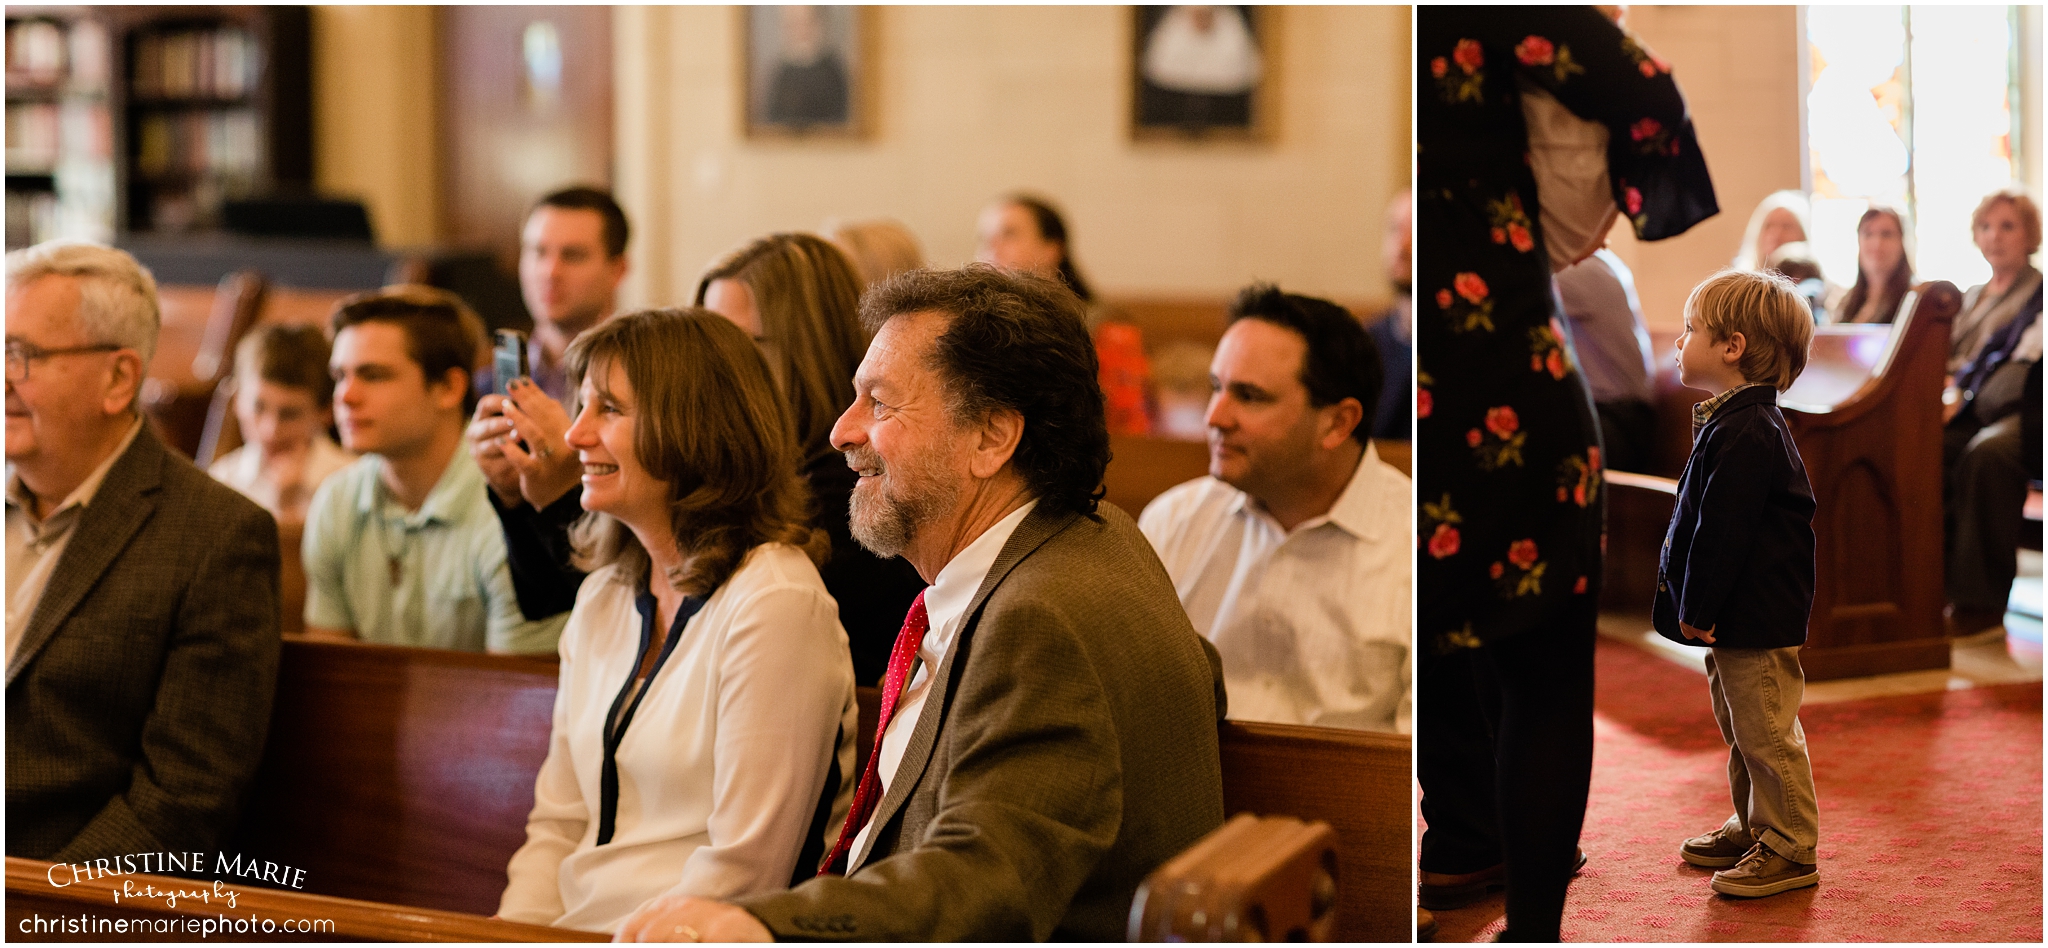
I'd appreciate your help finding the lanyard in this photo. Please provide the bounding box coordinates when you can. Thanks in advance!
[596,586,708,846]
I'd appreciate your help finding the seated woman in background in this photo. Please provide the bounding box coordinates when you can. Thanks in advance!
[209,323,354,524]
[823,218,925,287]
[976,193,1096,305]
[1733,189,1813,273]
[496,309,857,934]
[1836,204,1914,324]
[696,233,927,684]
[976,193,1158,433]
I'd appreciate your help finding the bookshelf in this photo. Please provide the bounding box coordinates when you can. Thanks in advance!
[5,11,115,249]
[2,5,309,249]
[117,7,310,236]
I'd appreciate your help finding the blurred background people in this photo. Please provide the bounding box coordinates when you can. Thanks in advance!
[823,218,925,287]
[1835,204,1913,325]
[209,323,353,524]
[1554,246,1658,473]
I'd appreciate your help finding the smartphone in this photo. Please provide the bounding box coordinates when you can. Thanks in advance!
[493,329,529,396]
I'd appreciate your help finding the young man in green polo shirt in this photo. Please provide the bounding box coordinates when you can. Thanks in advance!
[301,286,563,654]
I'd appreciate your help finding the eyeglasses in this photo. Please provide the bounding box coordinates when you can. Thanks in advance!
[4,342,125,382]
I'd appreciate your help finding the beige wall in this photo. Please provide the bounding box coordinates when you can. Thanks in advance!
[612,5,1410,312]
[310,6,441,248]
[1602,6,1803,332]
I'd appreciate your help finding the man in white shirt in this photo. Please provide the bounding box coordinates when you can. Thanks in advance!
[1141,284,1412,733]
[613,265,1226,941]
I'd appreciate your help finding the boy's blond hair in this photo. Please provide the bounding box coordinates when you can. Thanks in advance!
[1683,268,1815,391]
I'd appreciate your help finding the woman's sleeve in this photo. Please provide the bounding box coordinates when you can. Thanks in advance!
[497,617,590,925]
[669,581,855,900]
[492,487,589,621]
[1509,9,1719,241]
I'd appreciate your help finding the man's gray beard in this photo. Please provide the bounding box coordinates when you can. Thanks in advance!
[846,451,957,559]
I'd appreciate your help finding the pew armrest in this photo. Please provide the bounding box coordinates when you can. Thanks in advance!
[1607,470,1679,495]
[1128,814,1340,942]
[6,857,605,942]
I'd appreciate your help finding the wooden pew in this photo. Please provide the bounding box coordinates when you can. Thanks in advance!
[6,856,602,942]
[1217,721,1408,943]
[231,642,558,915]
[1605,285,1957,679]
[174,640,1404,941]
[1129,814,1339,941]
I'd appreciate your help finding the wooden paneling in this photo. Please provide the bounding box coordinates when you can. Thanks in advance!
[438,6,612,268]
[1219,721,1410,944]
[231,641,559,916]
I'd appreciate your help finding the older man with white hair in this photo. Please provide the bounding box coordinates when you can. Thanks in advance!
[5,240,280,862]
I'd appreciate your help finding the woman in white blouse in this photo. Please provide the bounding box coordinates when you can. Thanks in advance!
[497,309,857,933]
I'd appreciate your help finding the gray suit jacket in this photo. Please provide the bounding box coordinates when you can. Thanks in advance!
[6,424,282,862]
[736,501,1226,941]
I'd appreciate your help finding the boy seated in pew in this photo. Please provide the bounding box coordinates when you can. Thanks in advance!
[209,324,355,525]
[301,286,563,655]
[1139,285,1411,733]
[1657,269,1821,899]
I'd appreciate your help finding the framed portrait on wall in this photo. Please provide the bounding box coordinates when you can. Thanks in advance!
[742,5,871,139]
[1130,6,1275,141]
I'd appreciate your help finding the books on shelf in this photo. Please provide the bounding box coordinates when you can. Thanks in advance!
[130,27,260,101]
[4,17,107,91]
[134,108,261,179]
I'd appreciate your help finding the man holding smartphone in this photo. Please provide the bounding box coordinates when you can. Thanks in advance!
[469,187,632,622]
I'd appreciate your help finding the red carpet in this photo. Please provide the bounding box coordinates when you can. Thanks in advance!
[1430,637,2043,942]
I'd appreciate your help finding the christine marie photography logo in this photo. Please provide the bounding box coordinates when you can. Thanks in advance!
[22,851,337,938]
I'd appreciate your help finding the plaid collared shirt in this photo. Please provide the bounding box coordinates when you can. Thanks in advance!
[1692,382,1772,432]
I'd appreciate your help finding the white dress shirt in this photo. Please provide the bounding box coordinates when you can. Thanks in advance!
[1139,443,1412,733]
[498,543,859,932]
[208,434,354,519]
[850,499,1039,865]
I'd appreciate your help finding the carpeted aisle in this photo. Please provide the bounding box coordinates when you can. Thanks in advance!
[1430,637,2043,942]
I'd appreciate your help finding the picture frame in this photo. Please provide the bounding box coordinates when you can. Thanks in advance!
[741,5,872,140]
[1130,5,1276,142]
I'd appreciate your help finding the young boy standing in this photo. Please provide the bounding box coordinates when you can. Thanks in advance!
[1657,269,1821,898]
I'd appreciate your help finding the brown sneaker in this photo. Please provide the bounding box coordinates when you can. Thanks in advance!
[1679,825,1753,868]
[1710,843,1819,897]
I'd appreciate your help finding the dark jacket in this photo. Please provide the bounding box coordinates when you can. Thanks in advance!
[1654,386,1816,649]
[734,502,1226,941]
[7,425,281,860]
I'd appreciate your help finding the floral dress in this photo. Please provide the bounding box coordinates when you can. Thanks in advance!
[1417,8,1718,654]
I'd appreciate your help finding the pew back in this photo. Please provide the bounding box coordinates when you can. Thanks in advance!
[1219,721,1410,943]
[232,641,557,915]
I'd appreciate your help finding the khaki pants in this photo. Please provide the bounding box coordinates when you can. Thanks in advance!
[1705,646,1820,864]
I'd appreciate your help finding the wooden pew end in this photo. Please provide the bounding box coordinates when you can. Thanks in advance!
[1128,813,1340,942]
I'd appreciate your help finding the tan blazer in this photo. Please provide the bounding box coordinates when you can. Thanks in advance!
[6,425,281,861]
[736,501,1226,941]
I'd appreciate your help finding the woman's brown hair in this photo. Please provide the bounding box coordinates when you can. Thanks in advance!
[694,233,867,466]
[564,308,825,596]
[1838,204,1914,324]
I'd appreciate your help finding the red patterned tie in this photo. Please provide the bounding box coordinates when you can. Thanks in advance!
[818,590,929,876]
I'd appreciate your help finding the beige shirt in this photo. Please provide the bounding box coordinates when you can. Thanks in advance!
[1139,443,1413,733]
[6,417,145,663]
[850,499,1038,865]
[208,434,354,522]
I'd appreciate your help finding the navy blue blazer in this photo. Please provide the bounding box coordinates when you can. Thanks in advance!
[1654,385,1816,649]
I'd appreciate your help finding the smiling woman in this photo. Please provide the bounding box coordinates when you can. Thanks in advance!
[496,308,858,935]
